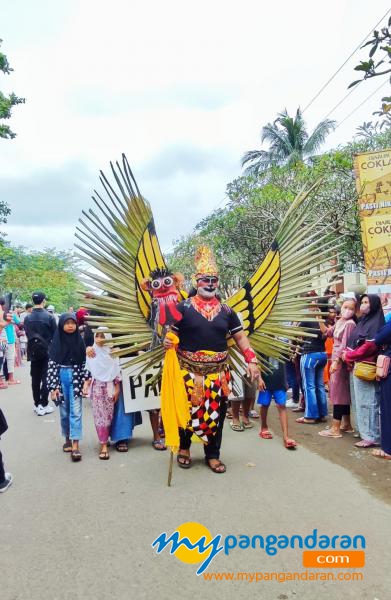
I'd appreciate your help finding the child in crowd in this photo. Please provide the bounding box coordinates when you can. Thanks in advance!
[48,313,87,462]
[83,328,121,460]
[258,357,297,449]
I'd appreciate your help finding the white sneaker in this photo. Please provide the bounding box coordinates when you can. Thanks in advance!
[35,404,46,416]
[285,399,299,408]
[0,472,13,493]
[43,405,54,415]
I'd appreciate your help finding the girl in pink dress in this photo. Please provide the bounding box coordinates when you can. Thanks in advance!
[319,299,356,438]
[83,328,121,460]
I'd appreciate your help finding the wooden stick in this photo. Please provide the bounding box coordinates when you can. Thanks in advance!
[167,450,174,487]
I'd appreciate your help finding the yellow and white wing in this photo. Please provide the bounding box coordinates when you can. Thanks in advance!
[226,182,340,365]
[75,154,167,367]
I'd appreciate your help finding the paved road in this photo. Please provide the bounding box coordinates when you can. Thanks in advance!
[1,364,390,600]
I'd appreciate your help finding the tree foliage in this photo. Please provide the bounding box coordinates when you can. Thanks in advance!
[0,246,82,310]
[349,17,391,122]
[169,128,391,292]
[241,108,336,175]
[0,39,25,139]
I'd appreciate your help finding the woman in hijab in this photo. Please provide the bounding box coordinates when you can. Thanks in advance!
[48,313,87,461]
[372,320,391,459]
[83,328,121,460]
[76,308,94,347]
[342,294,385,448]
[319,298,357,438]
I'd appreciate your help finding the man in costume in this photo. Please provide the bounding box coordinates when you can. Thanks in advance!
[163,246,265,474]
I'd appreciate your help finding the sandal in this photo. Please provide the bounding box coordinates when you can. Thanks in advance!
[177,453,192,469]
[230,421,244,432]
[242,421,254,429]
[318,429,342,438]
[259,429,273,439]
[71,450,82,462]
[372,449,391,460]
[62,441,72,453]
[99,451,110,460]
[296,417,317,424]
[205,458,226,473]
[152,440,167,451]
[284,438,297,449]
[248,410,259,419]
[115,441,128,452]
[7,380,21,385]
[354,440,379,448]
[340,427,354,433]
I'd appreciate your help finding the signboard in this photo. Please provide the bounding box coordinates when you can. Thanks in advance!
[121,358,161,413]
[354,149,391,293]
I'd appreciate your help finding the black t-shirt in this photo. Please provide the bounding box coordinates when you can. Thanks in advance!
[262,357,288,391]
[172,300,243,352]
[299,321,325,354]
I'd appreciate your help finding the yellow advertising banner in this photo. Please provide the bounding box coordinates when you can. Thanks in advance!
[354,149,391,293]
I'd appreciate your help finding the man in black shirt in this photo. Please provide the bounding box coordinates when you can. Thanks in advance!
[296,303,328,424]
[164,246,264,473]
[24,291,57,416]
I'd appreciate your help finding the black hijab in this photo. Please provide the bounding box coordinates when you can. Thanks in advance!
[348,294,385,349]
[49,313,86,365]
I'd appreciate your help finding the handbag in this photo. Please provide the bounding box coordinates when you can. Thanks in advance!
[0,408,8,436]
[353,361,377,382]
[376,355,390,379]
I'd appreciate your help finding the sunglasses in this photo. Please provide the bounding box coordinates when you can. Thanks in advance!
[198,277,219,285]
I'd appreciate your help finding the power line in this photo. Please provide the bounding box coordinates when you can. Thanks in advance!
[302,7,391,114]
[321,81,362,121]
[334,79,389,130]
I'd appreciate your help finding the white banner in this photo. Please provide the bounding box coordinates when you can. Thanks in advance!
[121,358,162,413]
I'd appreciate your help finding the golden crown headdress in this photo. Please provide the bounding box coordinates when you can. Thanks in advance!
[193,245,218,279]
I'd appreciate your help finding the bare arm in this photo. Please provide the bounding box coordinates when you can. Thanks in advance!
[232,330,265,390]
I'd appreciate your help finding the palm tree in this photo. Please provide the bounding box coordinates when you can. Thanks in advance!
[241,108,336,175]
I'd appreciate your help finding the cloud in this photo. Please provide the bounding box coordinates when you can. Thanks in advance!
[138,143,238,180]
[1,162,94,226]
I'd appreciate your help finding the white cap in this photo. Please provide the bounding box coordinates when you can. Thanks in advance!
[47,305,55,311]
[340,292,356,300]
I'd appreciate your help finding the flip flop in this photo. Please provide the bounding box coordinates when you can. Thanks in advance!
[230,421,244,432]
[205,458,226,473]
[115,441,128,452]
[340,427,354,433]
[354,440,379,448]
[259,429,273,439]
[296,417,317,424]
[242,421,254,429]
[62,442,72,453]
[152,440,167,451]
[7,380,21,385]
[99,451,110,460]
[318,429,342,438]
[248,410,259,419]
[372,449,391,460]
[177,453,191,468]
[71,450,82,462]
[284,438,297,449]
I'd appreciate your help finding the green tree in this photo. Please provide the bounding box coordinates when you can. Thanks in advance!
[241,108,336,175]
[0,39,25,139]
[0,247,83,311]
[170,128,391,290]
[349,17,391,122]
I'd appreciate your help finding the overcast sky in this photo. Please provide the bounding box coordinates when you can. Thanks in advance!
[1,0,390,253]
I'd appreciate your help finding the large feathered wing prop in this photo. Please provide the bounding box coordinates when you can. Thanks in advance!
[75,154,167,369]
[226,181,340,369]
